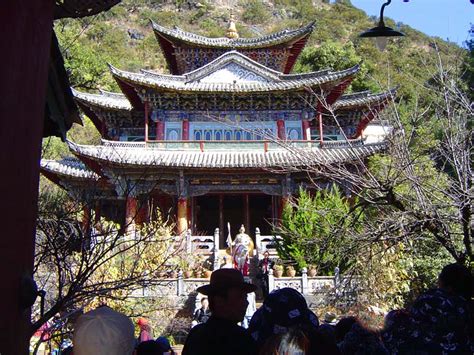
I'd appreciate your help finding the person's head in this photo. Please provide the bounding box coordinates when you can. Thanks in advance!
[259,327,310,355]
[248,288,319,348]
[200,297,209,310]
[73,306,135,355]
[136,340,163,355]
[338,322,387,355]
[383,309,412,331]
[239,224,245,233]
[263,251,270,259]
[155,336,171,353]
[438,263,473,299]
[334,316,358,344]
[196,269,256,323]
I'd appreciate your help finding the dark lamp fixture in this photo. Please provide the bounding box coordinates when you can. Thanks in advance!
[359,0,405,51]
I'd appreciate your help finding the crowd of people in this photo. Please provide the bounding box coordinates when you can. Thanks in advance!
[61,263,472,354]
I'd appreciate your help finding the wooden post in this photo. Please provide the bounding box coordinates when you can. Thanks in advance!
[182,119,189,140]
[144,100,149,142]
[156,121,164,140]
[302,120,311,140]
[276,119,285,140]
[244,194,250,233]
[177,197,188,235]
[82,205,91,235]
[318,112,324,146]
[219,194,224,247]
[125,196,137,236]
[136,198,149,225]
[0,2,54,353]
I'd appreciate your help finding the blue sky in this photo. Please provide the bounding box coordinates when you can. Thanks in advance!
[351,0,473,47]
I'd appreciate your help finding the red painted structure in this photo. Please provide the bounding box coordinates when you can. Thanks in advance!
[0,2,54,354]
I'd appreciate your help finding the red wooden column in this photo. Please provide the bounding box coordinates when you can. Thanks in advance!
[0,2,54,354]
[219,194,224,246]
[244,194,250,233]
[125,196,137,235]
[182,120,190,140]
[156,121,164,140]
[94,201,102,225]
[144,100,149,141]
[276,119,286,140]
[135,198,150,225]
[177,198,188,235]
[302,120,311,140]
[82,205,91,234]
[318,112,324,146]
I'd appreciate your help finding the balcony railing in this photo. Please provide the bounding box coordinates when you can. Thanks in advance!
[101,138,367,151]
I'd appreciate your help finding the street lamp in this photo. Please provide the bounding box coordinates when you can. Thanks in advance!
[359,0,405,51]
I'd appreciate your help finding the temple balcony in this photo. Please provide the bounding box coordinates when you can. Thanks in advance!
[102,138,368,151]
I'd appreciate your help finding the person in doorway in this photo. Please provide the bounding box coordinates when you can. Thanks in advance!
[257,250,274,297]
[191,297,211,327]
[182,269,258,355]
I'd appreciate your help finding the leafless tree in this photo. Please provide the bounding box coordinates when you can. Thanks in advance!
[31,184,179,352]
[276,46,473,267]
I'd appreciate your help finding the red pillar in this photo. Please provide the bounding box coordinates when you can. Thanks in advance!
[177,197,188,235]
[302,120,310,140]
[125,196,137,235]
[318,112,324,145]
[136,199,149,225]
[276,119,285,140]
[182,120,189,140]
[144,100,149,142]
[156,121,164,140]
[82,205,91,234]
[0,2,54,354]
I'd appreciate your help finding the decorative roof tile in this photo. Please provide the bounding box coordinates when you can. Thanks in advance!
[72,88,132,110]
[40,157,100,180]
[109,51,359,93]
[151,21,315,49]
[67,139,385,170]
[333,88,396,109]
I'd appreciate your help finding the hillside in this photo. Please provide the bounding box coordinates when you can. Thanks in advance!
[46,0,466,153]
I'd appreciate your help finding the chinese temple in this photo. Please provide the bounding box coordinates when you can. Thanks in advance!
[41,19,393,246]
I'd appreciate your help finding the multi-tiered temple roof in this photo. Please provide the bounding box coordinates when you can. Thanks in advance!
[41,19,394,236]
[152,21,315,74]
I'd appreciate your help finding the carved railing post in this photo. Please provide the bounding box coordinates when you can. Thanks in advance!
[213,228,220,271]
[177,270,184,296]
[268,268,275,293]
[334,266,341,298]
[301,267,309,295]
[186,229,192,253]
[255,227,261,254]
[214,227,220,251]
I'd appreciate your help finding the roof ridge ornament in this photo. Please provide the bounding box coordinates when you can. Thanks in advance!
[226,11,239,39]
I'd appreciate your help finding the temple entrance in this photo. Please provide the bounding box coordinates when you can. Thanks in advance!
[193,193,275,249]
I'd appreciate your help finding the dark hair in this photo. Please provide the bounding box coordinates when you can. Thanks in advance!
[136,340,163,355]
[259,327,310,355]
[439,263,473,299]
[335,316,358,343]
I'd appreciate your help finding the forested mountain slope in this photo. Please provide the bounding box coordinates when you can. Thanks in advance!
[47,0,467,154]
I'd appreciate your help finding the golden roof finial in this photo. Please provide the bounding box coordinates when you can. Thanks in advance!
[226,11,239,39]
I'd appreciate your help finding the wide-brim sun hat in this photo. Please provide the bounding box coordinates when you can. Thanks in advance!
[196,268,257,295]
